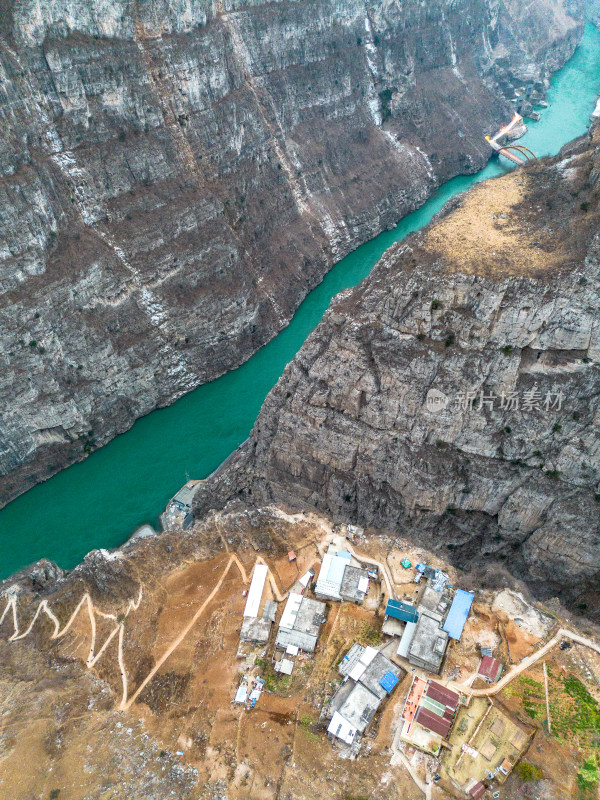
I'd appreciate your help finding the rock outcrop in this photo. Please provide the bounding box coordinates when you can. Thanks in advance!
[568,0,600,28]
[0,0,582,505]
[194,126,600,607]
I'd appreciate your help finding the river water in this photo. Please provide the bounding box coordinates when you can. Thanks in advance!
[2,25,600,580]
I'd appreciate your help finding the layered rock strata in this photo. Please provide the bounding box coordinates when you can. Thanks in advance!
[0,0,581,504]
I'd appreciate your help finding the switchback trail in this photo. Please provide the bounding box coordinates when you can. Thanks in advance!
[0,552,292,712]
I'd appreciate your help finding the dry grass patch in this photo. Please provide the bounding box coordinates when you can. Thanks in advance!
[425,172,564,278]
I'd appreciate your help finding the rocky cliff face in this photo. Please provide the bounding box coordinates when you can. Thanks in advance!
[0,0,581,505]
[194,127,600,608]
[569,0,600,27]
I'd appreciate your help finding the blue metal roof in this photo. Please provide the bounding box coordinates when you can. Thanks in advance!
[442,589,475,640]
[385,599,418,623]
[379,670,400,693]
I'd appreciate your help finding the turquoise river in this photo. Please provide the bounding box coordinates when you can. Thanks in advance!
[2,25,600,579]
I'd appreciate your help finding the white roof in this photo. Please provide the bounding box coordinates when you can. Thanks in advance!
[327,550,351,583]
[234,685,248,703]
[315,581,342,600]
[286,644,299,656]
[396,621,417,658]
[316,552,335,586]
[316,550,352,599]
[363,645,379,662]
[275,659,294,675]
[348,645,378,682]
[357,576,369,593]
[243,564,268,618]
[279,592,303,631]
[275,628,317,653]
[298,570,314,588]
[328,711,357,744]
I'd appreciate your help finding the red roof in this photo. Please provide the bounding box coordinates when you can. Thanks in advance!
[469,781,486,800]
[426,681,460,710]
[415,706,452,738]
[478,656,502,681]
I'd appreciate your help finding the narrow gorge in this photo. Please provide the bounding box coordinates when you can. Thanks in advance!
[2,6,600,800]
[194,124,600,610]
[0,0,582,506]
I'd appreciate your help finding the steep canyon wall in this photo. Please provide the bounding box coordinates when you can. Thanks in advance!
[0,0,581,504]
[194,127,600,607]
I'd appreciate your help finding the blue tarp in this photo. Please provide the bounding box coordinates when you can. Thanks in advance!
[385,599,418,623]
[442,589,475,640]
[379,670,400,693]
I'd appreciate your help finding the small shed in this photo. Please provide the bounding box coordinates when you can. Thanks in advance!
[234,685,248,704]
[298,569,314,589]
[468,781,486,800]
[478,655,502,683]
[385,599,419,624]
[274,659,294,675]
[498,757,513,776]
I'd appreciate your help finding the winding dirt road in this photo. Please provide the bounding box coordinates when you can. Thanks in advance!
[468,628,600,697]
[0,552,255,712]
[121,553,247,709]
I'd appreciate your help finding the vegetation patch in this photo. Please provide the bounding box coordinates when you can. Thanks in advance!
[356,620,382,647]
[547,668,600,747]
[501,674,544,719]
[378,88,395,121]
[577,754,599,799]
[264,669,292,694]
[299,713,320,742]
[514,761,543,782]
